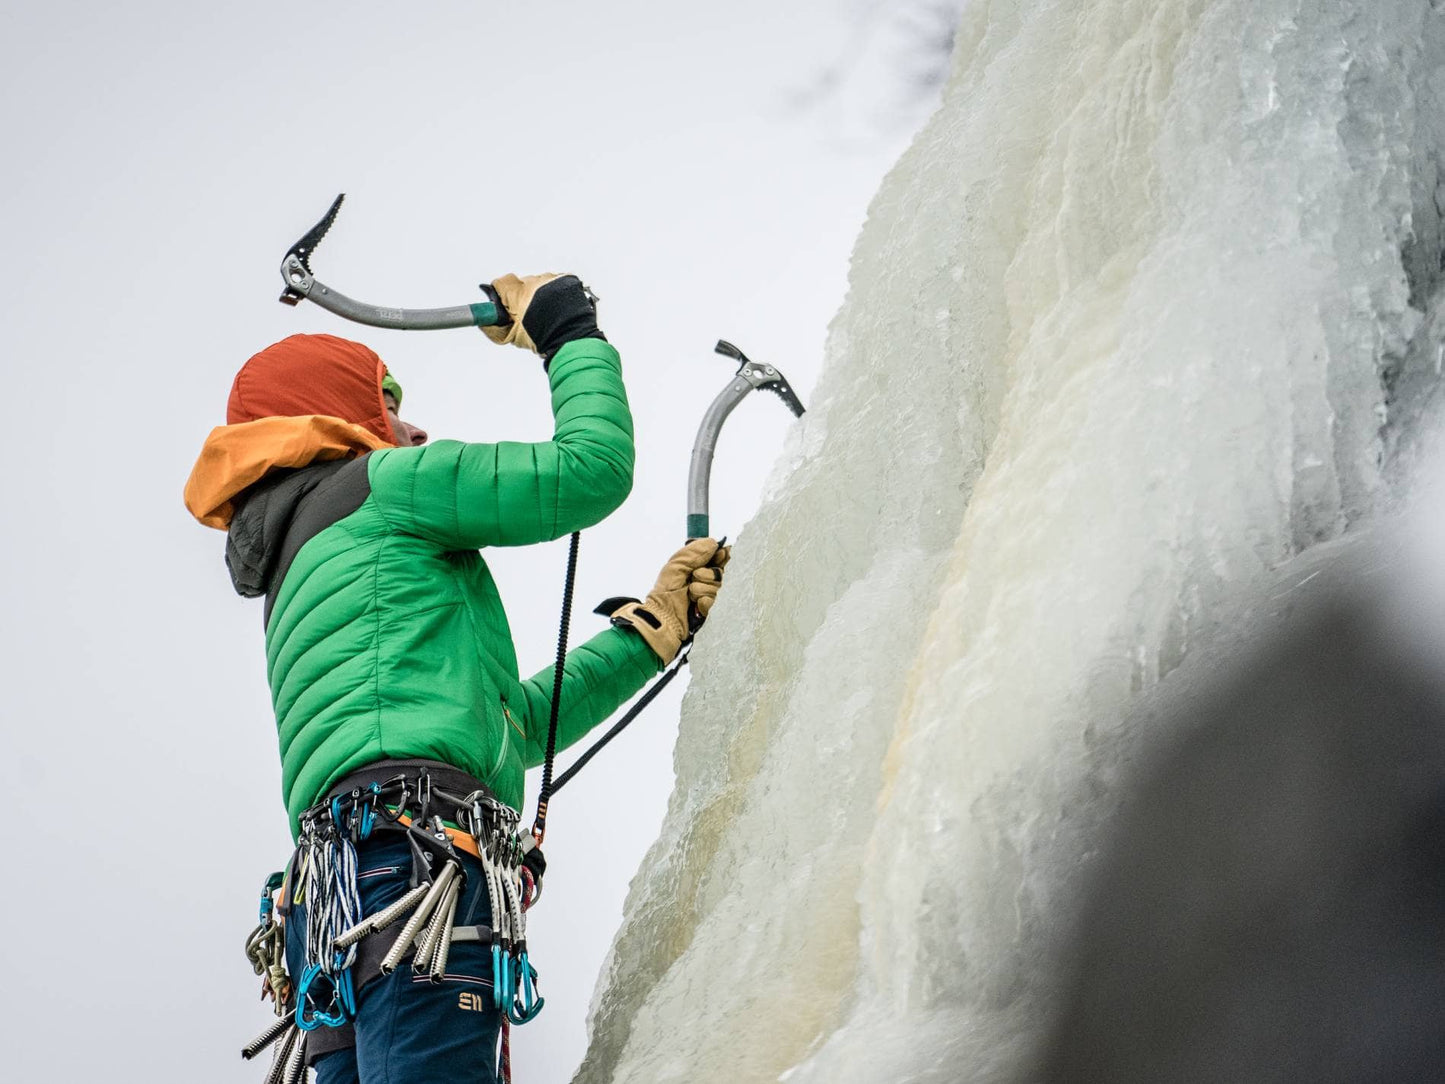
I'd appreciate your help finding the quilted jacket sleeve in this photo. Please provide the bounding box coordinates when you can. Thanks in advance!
[516,625,663,769]
[366,338,634,548]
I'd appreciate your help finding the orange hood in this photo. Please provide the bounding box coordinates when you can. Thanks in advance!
[187,333,402,529]
[185,415,392,530]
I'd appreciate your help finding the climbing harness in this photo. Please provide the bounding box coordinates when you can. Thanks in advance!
[239,766,544,1081]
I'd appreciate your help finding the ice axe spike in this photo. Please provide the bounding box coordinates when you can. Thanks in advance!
[687,340,806,540]
[277,193,511,331]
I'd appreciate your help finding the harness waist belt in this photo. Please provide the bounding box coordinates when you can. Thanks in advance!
[326,758,503,810]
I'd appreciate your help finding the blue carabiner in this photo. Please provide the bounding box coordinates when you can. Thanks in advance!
[336,968,356,1018]
[491,943,506,1010]
[358,783,380,840]
[258,871,284,923]
[507,952,544,1024]
[294,964,354,1031]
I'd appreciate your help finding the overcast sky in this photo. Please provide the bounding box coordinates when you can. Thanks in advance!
[0,2,932,1079]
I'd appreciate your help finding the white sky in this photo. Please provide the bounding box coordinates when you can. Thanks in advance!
[0,2,928,1079]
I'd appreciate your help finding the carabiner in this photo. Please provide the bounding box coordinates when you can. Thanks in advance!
[258,870,284,923]
[491,942,506,1011]
[507,952,544,1024]
[358,783,381,840]
[294,965,355,1031]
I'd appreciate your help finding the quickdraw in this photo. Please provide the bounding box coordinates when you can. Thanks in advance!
[292,795,365,1032]
[472,798,545,1023]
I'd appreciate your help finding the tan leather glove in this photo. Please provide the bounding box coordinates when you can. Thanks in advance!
[482,273,605,362]
[610,539,731,664]
[482,273,561,353]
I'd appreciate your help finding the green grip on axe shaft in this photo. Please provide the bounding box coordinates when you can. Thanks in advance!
[469,300,505,327]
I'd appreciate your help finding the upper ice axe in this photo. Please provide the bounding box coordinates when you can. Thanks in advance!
[277,193,511,330]
[275,196,806,531]
[687,340,805,539]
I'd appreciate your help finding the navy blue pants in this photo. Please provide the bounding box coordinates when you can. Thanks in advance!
[285,836,501,1084]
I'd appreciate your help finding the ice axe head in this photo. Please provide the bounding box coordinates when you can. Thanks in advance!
[279,193,345,305]
[686,340,806,540]
[713,340,806,419]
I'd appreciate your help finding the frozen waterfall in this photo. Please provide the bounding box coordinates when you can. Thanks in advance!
[579,2,1445,1081]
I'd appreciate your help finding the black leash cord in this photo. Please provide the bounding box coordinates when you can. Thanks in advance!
[532,530,581,844]
[548,645,691,797]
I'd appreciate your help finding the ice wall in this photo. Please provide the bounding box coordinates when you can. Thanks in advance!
[579,2,1445,1081]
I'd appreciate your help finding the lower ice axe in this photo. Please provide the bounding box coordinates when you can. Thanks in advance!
[546,343,805,796]
[687,339,805,539]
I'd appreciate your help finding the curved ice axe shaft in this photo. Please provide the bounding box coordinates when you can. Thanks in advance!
[277,194,509,331]
[687,340,805,539]
[549,342,803,793]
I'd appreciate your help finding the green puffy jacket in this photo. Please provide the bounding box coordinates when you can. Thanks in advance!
[214,339,659,834]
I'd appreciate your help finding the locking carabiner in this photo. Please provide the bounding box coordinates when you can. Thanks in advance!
[294,964,355,1031]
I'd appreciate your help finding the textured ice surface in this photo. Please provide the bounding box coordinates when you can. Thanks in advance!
[579,3,1445,1081]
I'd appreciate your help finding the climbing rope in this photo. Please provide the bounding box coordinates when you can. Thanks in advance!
[548,644,691,796]
[499,1017,514,1083]
[532,530,581,846]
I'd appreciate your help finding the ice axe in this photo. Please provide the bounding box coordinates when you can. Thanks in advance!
[277,193,513,330]
[546,348,805,798]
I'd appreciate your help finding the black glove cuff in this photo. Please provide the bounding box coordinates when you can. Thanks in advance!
[524,275,607,363]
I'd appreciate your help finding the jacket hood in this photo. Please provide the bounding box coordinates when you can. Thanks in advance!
[229,333,399,443]
[186,333,403,530]
[224,459,351,599]
[184,415,391,529]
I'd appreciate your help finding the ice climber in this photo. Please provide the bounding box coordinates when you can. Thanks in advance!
[185,273,728,1083]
